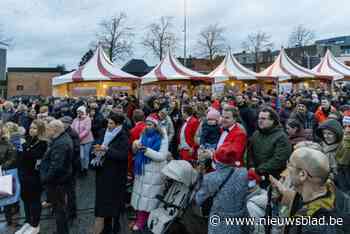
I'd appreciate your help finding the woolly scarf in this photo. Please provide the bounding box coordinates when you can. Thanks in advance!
[134,128,161,176]
[102,126,122,147]
[10,133,23,152]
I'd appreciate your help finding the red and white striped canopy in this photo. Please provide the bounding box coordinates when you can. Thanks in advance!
[141,50,211,85]
[52,46,140,86]
[258,48,323,81]
[312,49,350,81]
[209,51,258,83]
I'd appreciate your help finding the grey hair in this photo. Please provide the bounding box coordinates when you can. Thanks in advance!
[48,120,65,135]
[17,104,28,112]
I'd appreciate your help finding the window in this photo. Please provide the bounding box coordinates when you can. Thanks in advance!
[16,85,24,91]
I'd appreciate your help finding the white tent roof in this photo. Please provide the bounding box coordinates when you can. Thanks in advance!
[312,49,350,81]
[52,46,139,86]
[141,50,211,85]
[209,51,258,83]
[258,48,325,81]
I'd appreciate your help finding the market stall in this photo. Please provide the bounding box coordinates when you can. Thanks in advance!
[52,46,140,97]
[312,49,350,81]
[258,48,332,91]
[141,50,212,96]
[209,51,271,95]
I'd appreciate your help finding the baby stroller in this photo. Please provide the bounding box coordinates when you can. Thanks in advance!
[147,160,199,234]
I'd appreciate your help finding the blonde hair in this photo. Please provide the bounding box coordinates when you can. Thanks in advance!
[3,122,20,140]
[39,106,49,113]
[31,119,47,140]
[0,121,5,139]
[3,101,14,110]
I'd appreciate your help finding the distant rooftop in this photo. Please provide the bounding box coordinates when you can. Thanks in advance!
[8,67,65,73]
[122,59,153,76]
[315,35,350,45]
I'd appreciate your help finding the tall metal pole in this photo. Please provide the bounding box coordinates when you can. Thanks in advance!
[184,0,187,67]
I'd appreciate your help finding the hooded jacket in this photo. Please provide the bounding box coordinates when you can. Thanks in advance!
[315,119,343,175]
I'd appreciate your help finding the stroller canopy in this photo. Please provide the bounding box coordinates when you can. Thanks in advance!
[161,160,198,187]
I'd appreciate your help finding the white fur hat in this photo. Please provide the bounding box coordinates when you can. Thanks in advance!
[77,106,87,115]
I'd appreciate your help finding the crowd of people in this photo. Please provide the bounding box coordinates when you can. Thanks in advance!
[0,86,350,234]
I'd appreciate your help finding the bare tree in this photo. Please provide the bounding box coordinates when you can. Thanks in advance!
[242,31,273,72]
[288,24,315,47]
[93,12,134,62]
[142,16,177,61]
[197,23,226,66]
[79,49,94,67]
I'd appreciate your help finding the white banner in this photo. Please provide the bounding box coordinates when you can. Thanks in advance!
[212,83,225,96]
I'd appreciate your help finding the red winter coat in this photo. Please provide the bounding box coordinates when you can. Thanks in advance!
[179,116,200,161]
[315,106,336,124]
[214,124,247,167]
[128,121,146,176]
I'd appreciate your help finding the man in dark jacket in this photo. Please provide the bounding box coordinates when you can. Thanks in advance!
[89,107,107,144]
[248,107,292,188]
[236,94,257,137]
[290,99,317,130]
[61,116,81,221]
[40,120,73,234]
[10,104,32,133]
[112,104,133,130]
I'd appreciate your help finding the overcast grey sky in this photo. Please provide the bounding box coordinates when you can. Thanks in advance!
[1,0,349,70]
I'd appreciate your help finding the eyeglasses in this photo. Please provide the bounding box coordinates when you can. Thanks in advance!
[258,117,271,121]
[286,160,313,178]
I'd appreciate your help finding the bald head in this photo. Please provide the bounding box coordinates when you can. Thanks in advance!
[291,147,330,183]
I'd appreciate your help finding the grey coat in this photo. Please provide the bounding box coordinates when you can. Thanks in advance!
[196,163,249,234]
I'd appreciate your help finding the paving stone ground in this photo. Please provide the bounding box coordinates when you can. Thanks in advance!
[0,170,207,234]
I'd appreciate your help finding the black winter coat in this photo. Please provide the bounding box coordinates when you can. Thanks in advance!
[91,113,107,144]
[40,132,73,186]
[65,127,81,174]
[18,137,47,201]
[95,128,129,217]
[238,104,257,137]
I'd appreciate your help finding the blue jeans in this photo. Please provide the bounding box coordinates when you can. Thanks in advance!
[80,142,92,170]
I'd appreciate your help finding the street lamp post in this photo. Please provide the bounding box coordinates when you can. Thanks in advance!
[184,0,187,67]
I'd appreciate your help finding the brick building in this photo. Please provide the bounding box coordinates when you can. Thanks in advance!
[177,56,223,74]
[7,67,64,97]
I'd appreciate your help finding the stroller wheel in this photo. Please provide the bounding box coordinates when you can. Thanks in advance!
[165,219,190,234]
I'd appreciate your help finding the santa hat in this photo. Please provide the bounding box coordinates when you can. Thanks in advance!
[146,113,160,126]
[248,169,261,189]
[206,109,221,122]
[211,100,221,111]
